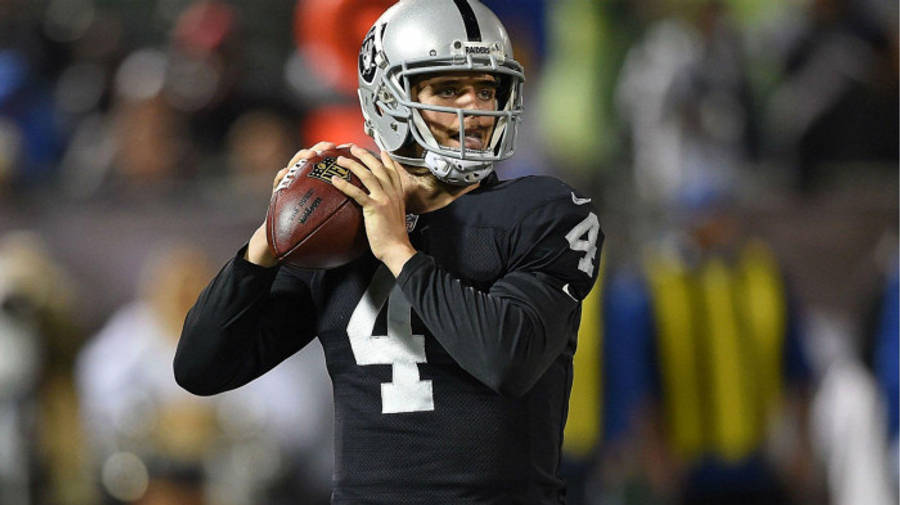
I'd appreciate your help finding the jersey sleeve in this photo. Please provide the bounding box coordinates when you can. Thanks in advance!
[506,195,603,300]
[396,193,603,397]
[174,246,319,395]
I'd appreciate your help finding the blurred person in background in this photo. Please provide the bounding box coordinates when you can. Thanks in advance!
[0,48,65,192]
[0,231,93,505]
[0,241,38,505]
[807,233,897,505]
[168,0,289,169]
[225,109,298,198]
[871,259,898,491]
[112,94,189,187]
[616,0,757,205]
[76,243,333,505]
[536,0,631,184]
[58,36,189,195]
[764,0,898,190]
[602,193,814,505]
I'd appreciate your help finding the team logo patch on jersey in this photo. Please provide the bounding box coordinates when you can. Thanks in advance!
[405,214,419,233]
[307,157,351,185]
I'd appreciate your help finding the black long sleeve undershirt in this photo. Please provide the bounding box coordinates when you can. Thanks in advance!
[174,248,318,396]
[396,252,579,397]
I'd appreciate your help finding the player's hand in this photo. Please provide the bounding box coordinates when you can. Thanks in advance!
[246,141,337,267]
[332,144,416,276]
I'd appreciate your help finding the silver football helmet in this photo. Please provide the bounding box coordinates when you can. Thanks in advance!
[357,0,525,185]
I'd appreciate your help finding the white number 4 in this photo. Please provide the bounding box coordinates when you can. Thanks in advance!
[347,266,434,414]
[565,212,600,277]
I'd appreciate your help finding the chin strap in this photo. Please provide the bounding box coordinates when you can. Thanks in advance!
[423,151,494,186]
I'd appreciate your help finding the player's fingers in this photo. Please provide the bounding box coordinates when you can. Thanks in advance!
[286,150,314,168]
[285,151,306,169]
[272,166,290,190]
[379,149,402,189]
[331,175,372,207]
[350,144,392,189]
[309,141,336,153]
[336,155,382,195]
[285,141,336,167]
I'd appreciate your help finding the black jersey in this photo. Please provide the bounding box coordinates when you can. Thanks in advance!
[175,175,603,504]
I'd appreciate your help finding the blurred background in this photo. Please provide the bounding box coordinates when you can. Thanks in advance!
[0,0,896,504]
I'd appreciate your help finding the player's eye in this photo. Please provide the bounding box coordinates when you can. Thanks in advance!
[477,88,496,101]
[435,87,457,98]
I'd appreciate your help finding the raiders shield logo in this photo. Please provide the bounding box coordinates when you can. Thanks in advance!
[359,26,378,84]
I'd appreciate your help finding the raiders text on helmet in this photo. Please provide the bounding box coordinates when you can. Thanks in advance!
[357,0,525,185]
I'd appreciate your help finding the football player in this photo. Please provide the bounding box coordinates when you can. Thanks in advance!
[175,1,603,503]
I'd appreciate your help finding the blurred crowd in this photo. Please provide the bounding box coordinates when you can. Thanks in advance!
[0,0,896,504]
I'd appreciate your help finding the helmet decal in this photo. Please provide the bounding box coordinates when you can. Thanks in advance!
[358,25,378,84]
[451,0,482,42]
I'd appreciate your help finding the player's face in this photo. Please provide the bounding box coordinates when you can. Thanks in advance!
[414,72,499,151]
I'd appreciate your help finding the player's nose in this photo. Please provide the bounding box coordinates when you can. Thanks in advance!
[455,90,475,109]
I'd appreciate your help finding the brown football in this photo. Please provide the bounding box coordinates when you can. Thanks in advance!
[266,146,368,269]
